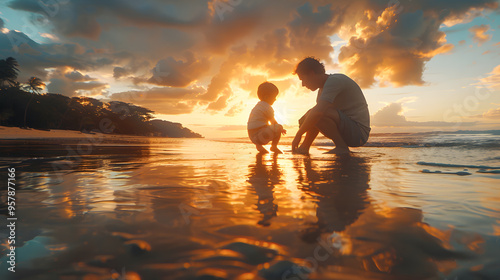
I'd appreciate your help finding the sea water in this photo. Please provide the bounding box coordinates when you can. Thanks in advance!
[0,131,499,279]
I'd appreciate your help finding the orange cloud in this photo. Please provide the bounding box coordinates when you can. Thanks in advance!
[469,24,492,46]
[147,52,210,88]
[483,107,500,119]
[109,86,204,115]
[339,7,458,88]
[372,102,476,127]
[47,69,108,97]
[4,0,499,115]
[480,65,500,89]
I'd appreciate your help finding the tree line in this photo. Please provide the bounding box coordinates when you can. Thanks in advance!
[0,57,202,138]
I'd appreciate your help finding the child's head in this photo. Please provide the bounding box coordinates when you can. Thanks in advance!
[257,82,279,105]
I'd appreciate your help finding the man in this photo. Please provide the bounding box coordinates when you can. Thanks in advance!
[292,57,370,155]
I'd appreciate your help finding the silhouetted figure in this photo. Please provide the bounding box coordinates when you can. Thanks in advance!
[295,155,371,242]
[292,57,371,155]
[247,153,281,226]
[247,82,286,154]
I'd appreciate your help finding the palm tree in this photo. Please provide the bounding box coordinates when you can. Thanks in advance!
[0,57,20,89]
[23,77,46,128]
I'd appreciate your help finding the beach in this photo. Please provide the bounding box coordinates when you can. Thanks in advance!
[0,130,499,279]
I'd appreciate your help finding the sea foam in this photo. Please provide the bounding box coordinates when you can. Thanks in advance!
[417,162,500,170]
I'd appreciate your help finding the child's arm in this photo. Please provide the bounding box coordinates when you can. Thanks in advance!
[271,117,286,135]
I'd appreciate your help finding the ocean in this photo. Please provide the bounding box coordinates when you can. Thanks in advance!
[0,130,499,279]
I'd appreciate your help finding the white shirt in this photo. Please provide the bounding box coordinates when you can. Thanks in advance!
[247,101,274,130]
[317,74,371,129]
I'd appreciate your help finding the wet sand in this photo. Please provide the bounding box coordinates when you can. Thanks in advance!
[0,137,499,279]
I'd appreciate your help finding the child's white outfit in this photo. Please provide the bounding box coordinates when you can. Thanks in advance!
[247,101,280,145]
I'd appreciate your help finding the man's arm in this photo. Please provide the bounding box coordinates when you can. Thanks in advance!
[295,101,329,136]
[292,101,329,151]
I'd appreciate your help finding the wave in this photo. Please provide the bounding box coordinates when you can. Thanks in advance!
[222,130,500,149]
[421,169,472,176]
[417,162,500,170]
[313,140,500,148]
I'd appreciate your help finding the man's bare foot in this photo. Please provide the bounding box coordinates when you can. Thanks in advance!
[323,147,350,155]
[256,145,269,153]
[270,146,283,154]
[293,146,310,155]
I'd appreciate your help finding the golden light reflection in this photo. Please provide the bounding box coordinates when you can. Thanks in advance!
[8,138,498,279]
[494,222,500,236]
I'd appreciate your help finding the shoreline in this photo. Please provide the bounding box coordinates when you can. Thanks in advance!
[0,125,153,140]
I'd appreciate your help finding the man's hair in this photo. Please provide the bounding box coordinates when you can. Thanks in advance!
[257,82,279,101]
[294,57,326,76]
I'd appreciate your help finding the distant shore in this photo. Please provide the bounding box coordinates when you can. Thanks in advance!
[0,126,153,140]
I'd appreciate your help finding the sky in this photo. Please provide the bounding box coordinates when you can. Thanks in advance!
[1,0,499,138]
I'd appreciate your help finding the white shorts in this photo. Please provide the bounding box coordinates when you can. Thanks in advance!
[248,124,282,145]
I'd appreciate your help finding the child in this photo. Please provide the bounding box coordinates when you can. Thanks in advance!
[247,82,286,153]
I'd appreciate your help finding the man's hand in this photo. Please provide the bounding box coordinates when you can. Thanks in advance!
[292,134,302,152]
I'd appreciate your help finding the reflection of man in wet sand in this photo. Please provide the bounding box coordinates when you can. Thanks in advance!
[247,153,281,226]
[295,155,371,242]
[292,57,371,155]
[294,156,471,278]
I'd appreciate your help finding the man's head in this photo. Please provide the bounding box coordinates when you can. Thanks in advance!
[294,57,327,91]
[257,82,279,105]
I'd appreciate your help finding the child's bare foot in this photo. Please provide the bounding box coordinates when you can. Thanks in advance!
[256,145,269,153]
[323,147,350,155]
[292,146,309,155]
[270,146,283,154]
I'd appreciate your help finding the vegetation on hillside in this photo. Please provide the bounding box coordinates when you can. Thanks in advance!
[0,57,202,138]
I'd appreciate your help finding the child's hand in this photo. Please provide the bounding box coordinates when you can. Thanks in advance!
[282,129,287,135]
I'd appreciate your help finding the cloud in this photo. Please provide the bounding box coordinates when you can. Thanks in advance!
[47,69,108,97]
[0,29,114,81]
[483,107,500,119]
[112,55,151,80]
[108,86,205,115]
[4,0,498,115]
[147,52,210,87]
[39,33,59,42]
[372,102,476,127]
[8,0,210,39]
[201,2,344,110]
[339,8,453,88]
[216,125,247,131]
[480,65,500,89]
[113,67,131,79]
[204,4,260,55]
[372,103,409,126]
[64,71,97,82]
[224,102,244,117]
[337,0,498,88]
[469,24,492,46]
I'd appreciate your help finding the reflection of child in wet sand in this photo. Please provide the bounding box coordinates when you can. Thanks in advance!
[247,82,286,153]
